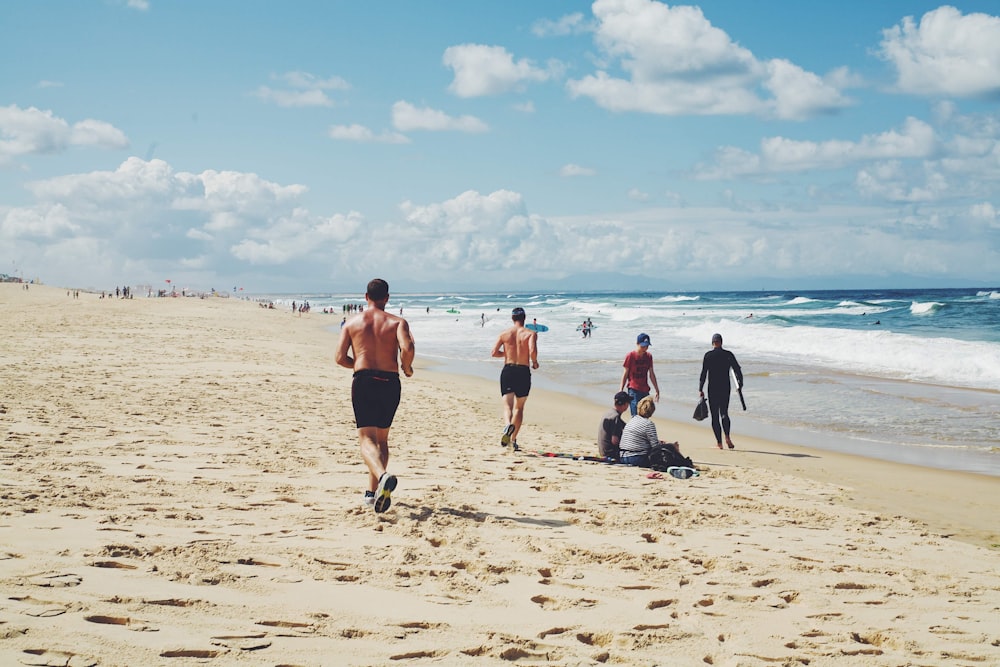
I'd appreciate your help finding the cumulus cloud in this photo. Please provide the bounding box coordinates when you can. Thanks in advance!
[566,0,853,119]
[253,71,350,108]
[328,124,410,144]
[4,156,999,290]
[560,163,596,177]
[532,12,591,37]
[443,44,557,97]
[879,6,1000,98]
[0,105,129,163]
[391,101,488,133]
[694,117,938,179]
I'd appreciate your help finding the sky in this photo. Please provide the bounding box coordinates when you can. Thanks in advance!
[2,0,1000,294]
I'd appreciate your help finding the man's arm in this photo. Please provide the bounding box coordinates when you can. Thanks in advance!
[529,331,539,369]
[730,352,743,388]
[698,353,709,395]
[490,334,505,358]
[649,365,660,399]
[620,357,630,391]
[397,319,415,377]
[335,329,354,369]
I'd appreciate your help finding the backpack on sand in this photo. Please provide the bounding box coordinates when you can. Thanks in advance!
[649,443,694,472]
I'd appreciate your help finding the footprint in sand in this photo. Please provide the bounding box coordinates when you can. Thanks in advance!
[27,573,82,588]
[20,648,98,667]
[9,596,78,618]
[84,615,157,632]
[210,634,272,651]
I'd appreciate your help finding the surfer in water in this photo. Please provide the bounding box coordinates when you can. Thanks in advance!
[491,307,539,452]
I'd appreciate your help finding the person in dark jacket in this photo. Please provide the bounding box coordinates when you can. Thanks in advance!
[699,333,743,449]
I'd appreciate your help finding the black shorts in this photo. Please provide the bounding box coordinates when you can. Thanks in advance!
[352,369,401,429]
[500,364,531,398]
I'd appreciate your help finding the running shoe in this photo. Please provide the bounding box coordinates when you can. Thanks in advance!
[500,424,515,447]
[362,490,375,508]
[374,473,397,513]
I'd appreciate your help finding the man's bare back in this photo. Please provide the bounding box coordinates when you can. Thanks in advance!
[492,324,538,368]
[336,305,414,376]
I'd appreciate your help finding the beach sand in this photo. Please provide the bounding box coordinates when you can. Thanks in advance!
[1,283,998,666]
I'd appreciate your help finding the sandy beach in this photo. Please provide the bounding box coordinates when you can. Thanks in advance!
[1,283,998,667]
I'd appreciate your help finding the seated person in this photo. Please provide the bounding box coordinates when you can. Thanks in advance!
[618,396,683,467]
[597,391,631,460]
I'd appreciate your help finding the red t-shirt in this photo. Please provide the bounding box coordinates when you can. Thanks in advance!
[623,350,653,392]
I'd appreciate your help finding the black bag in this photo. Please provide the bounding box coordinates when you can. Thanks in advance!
[649,443,694,472]
[693,397,708,421]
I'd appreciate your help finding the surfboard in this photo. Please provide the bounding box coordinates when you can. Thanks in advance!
[526,323,548,332]
[446,308,460,314]
[576,324,598,331]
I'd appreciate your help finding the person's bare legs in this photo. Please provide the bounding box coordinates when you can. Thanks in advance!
[510,395,528,444]
[359,426,390,492]
[501,393,516,431]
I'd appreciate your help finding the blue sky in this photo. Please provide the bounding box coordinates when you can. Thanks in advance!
[2,0,1000,293]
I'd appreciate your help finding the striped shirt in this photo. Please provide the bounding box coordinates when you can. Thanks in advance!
[619,415,659,456]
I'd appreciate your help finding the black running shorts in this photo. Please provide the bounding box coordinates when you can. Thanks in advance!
[499,364,531,398]
[352,369,401,429]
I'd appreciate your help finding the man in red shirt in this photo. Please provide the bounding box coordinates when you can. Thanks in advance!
[620,333,661,416]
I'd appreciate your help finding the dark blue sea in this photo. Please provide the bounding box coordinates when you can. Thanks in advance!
[270,287,1000,477]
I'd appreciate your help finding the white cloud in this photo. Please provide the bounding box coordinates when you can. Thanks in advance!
[512,101,536,113]
[532,13,591,37]
[328,124,410,144]
[277,71,350,91]
[443,44,555,97]
[560,163,596,177]
[695,117,937,178]
[0,105,129,162]
[879,6,1000,98]
[253,71,350,108]
[391,101,488,133]
[627,187,649,201]
[566,0,852,119]
[253,86,333,108]
[5,157,999,290]
[969,202,998,227]
[36,80,63,89]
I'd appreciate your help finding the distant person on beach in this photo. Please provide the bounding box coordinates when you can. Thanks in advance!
[335,278,415,513]
[618,396,684,467]
[620,333,660,416]
[597,391,631,460]
[491,306,539,452]
[699,333,743,450]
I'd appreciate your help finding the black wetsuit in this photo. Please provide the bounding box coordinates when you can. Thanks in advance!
[699,347,743,444]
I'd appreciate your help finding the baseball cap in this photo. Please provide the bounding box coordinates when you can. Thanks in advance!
[614,391,631,405]
[636,333,651,347]
[712,333,723,344]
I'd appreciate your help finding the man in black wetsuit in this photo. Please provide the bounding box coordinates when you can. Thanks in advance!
[699,333,743,449]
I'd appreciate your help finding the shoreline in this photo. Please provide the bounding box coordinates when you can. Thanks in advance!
[416,359,1000,550]
[2,284,998,666]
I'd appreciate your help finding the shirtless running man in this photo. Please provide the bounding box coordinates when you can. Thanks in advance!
[336,278,414,513]
[491,306,539,451]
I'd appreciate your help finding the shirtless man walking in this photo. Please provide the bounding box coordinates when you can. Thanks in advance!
[336,278,414,513]
[491,307,539,451]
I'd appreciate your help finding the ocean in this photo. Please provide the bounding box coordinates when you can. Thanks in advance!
[268,288,1000,477]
